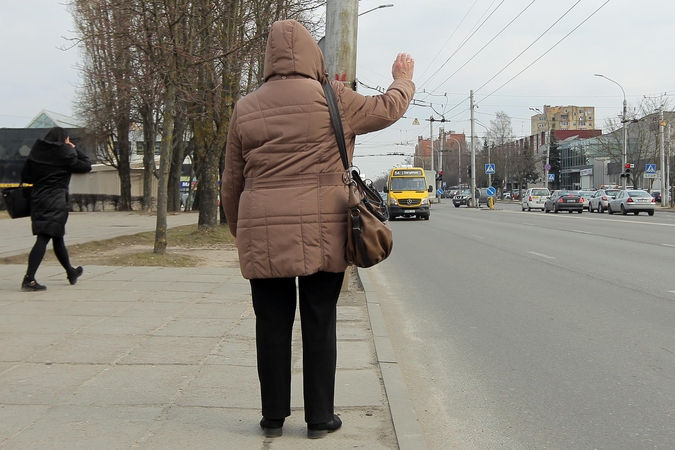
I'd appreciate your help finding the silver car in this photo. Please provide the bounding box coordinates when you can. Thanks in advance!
[607,190,656,216]
[588,188,620,213]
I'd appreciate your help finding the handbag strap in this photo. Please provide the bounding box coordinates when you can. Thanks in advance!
[322,82,350,171]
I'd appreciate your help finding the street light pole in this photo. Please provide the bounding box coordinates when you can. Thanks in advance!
[595,74,628,189]
[446,135,462,187]
[470,90,477,207]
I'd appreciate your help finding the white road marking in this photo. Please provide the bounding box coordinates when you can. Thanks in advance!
[662,244,675,248]
[528,251,555,260]
[572,230,592,235]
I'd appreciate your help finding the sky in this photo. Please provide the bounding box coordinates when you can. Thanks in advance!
[2,0,674,179]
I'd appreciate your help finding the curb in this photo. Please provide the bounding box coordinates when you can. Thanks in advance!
[358,268,428,450]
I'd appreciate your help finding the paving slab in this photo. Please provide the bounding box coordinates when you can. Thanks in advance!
[0,212,427,449]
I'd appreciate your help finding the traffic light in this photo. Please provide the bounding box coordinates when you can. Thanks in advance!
[622,163,632,178]
[436,170,443,180]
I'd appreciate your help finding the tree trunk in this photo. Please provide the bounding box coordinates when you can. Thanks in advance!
[154,83,176,254]
[116,118,133,210]
[198,152,219,230]
[141,106,156,211]
[168,111,187,212]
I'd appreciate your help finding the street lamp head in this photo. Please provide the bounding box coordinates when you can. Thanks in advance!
[358,4,394,16]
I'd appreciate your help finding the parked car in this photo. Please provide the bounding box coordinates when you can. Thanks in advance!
[544,190,583,214]
[588,188,620,213]
[607,189,656,216]
[521,187,550,211]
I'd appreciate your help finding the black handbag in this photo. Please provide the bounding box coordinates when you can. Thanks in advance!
[1,184,32,219]
[322,82,393,268]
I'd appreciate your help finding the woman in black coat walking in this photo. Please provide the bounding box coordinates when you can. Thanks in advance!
[20,127,92,291]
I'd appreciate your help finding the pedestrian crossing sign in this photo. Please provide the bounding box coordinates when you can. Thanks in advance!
[646,164,657,174]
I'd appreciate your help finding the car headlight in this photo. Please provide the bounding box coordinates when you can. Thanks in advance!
[421,198,429,205]
[389,198,398,206]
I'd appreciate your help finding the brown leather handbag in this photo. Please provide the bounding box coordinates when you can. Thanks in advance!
[323,83,393,268]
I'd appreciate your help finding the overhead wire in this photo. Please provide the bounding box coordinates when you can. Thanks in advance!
[477,0,612,103]
[415,0,481,84]
[417,0,505,96]
[428,0,538,92]
[472,0,583,97]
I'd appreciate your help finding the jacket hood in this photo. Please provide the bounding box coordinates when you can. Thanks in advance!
[263,20,327,83]
[29,139,76,165]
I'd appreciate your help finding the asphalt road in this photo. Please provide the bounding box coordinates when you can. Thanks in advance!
[368,201,675,449]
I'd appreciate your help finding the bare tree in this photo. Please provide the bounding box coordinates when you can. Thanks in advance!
[485,111,515,189]
[596,97,674,187]
[72,0,134,210]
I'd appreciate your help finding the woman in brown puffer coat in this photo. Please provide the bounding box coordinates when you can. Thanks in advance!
[222,19,415,439]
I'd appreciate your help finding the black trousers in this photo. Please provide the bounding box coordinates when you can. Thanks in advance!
[250,270,345,424]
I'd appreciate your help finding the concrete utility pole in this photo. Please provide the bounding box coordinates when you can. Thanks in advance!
[470,90,477,207]
[325,0,358,90]
[530,107,550,189]
[668,123,671,206]
[660,107,666,207]
[429,116,434,173]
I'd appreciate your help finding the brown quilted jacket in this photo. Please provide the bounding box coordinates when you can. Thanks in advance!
[222,19,414,279]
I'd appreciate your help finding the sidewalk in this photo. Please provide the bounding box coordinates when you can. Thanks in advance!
[0,212,426,449]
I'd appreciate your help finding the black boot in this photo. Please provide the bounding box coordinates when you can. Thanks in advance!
[22,276,46,292]
[260,417,284,438]
[307,414,342,439]
[67,266,84,285]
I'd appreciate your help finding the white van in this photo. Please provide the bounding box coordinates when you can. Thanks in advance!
[521,187,550,211]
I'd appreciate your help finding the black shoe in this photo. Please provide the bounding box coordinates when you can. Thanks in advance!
[67,266,84,285]
[307,414,342,439]
[260,417,284,438]
[21,278,47,292]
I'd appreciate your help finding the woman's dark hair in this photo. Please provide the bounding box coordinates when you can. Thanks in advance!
[44,127,69,143]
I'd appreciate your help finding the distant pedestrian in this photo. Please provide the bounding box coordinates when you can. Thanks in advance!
[20,127,92,291]
[222,20,414,439]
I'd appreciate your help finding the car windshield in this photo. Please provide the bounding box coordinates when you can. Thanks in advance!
[628,190,650,197]
[532,189,548,196]
[579,192,592,198]
[391,177,426,191]
[605,189,619,196]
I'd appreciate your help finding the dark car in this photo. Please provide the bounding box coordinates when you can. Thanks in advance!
[544,190,583,214]
[452,188,490,208]
[452,189,472,207]
[651,191,661,203]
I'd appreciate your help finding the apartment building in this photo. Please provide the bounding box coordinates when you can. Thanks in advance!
[531,105,596,135]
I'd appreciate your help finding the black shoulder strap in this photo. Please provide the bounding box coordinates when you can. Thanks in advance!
[322,82,350,171]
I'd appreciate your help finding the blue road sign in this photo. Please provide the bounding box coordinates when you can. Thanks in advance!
[485,163,495,174]
[548,174,555,181]
[486,186,496,197]
[646,164,657,174]
[437,189,443,196]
